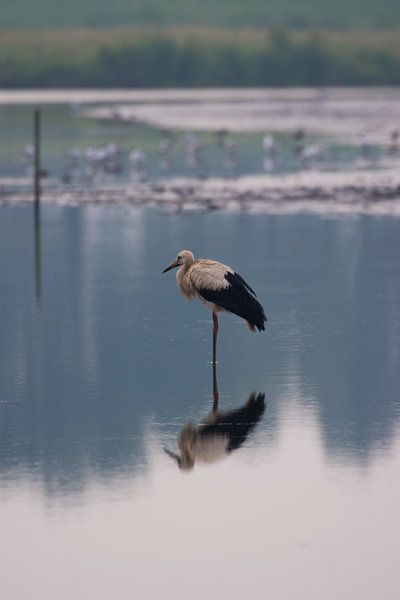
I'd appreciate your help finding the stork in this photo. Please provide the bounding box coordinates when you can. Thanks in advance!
[162,250,266,402]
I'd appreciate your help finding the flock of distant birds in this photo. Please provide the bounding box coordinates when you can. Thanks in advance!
[21,126,400,186]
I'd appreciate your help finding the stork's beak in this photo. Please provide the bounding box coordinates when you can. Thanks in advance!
[162,259,179,273]
[163,447,181,466]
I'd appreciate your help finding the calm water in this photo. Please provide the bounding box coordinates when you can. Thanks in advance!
[1,206,400,599]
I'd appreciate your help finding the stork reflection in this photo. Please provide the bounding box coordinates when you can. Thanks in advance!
[165,392,266,470]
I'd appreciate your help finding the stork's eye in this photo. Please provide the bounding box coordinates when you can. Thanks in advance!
[177,255,182,260]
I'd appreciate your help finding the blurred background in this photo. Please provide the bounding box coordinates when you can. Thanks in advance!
[1,0,400,87]
[1,0,400,197]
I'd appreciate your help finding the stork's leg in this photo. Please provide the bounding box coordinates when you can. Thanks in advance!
[212,312,219,364]
[212,313,219,410]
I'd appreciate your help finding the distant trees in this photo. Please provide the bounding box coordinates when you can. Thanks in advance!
[0,27,399,87]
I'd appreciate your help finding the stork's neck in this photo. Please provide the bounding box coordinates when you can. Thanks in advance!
[176,263,189,286]
[177,256,195,278]
[176,262,196,299]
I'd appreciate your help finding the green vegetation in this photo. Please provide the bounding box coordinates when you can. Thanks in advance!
[1,27,399,87]
[1,0,400,30]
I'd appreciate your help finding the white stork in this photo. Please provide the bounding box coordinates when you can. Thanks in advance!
[162,250,266,399]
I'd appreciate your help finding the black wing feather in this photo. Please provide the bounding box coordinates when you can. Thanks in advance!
[229,271,257,296]
[198,271,267,331]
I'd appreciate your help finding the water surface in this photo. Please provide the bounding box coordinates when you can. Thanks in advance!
[0,207,399,599]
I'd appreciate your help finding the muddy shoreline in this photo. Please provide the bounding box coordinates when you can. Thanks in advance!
[2,170,400,216]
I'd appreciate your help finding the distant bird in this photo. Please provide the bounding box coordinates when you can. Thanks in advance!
[300,142,324,168]
[162,250,266,399]
[158,130,174,172]
[164,392,266,470]
[129,149,147,182]
[262,134,278,172]
[262,134,277,154]
[221,136,237,177]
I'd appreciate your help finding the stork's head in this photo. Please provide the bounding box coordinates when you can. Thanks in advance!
[162,250,194,273]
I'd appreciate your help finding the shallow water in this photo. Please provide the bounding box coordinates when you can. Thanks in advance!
[0,100,386,186]
[1,206,400,599]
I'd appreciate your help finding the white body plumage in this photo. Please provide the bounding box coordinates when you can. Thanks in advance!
[177,256,232,314]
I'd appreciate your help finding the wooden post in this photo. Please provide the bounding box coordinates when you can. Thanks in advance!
[34,108,41,212]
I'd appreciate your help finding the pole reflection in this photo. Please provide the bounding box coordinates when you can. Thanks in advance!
[34,203,41,309]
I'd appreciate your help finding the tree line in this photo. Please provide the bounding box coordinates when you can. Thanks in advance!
[1,28,399,87]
